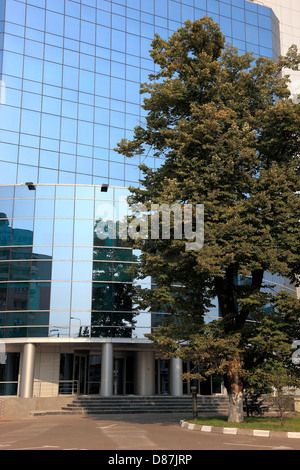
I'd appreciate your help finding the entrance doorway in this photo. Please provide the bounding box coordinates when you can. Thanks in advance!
[74,354,88,395]
[60,353,101,395]
[155,359,170,394]
[113,356,134,394]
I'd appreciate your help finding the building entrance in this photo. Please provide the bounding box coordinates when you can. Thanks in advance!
[113,356,134,395]
[70,353,102,395]
[74,354,88,395]
[155,359,170,394]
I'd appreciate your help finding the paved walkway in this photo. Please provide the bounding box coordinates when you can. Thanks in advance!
[1,413,300,451]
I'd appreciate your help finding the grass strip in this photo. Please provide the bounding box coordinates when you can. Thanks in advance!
[187,416,300,432]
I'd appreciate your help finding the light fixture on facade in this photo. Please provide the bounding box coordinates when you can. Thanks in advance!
[25,182,36,191]
[101,184,109,192]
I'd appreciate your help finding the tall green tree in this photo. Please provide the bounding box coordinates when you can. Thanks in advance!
[116,18,300,422]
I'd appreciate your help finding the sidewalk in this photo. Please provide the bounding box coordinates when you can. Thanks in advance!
[180,419,300,439]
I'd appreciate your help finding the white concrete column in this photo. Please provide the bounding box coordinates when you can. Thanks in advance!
[135,351,155,396]
[101,343,113,396]
[19,343,36,398]
[170,358,183,396]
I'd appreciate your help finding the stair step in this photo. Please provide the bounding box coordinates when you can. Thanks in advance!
[31,395,229,416]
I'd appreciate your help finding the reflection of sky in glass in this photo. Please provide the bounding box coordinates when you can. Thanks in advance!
[0,0,279,187]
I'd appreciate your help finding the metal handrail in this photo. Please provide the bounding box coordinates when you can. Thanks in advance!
[0,379,103,397]
[33,379,80,397]
[0,380,81,397]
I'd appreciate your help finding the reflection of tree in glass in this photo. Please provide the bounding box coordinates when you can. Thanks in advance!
[91,283,136,338]
[92,220,137,338]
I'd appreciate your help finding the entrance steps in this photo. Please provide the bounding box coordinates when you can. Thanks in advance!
[34,395,229,416]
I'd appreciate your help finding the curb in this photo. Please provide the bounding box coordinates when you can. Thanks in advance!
[179,420,300,439]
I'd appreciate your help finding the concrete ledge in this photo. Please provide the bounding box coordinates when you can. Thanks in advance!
[179,420,300,439]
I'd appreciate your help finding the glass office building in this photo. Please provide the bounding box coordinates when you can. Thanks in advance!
[0,0,294,399]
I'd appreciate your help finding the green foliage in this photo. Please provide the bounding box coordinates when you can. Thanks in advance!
[147,318,242,382]
[243,391,269,417]
[116,17,300,404]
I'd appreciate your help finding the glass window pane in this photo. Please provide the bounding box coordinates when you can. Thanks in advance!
[7,282,30,310]
[51,260,72,281]
[53,246,73,260]
[32,246,52,259]
[113,248,132,262]
[33,218,54,246]
[93,247,113,261]
[53,218,74,245]
[23,56,43,82]
[13,198,35,219]
[0,262,9,281]
[2,51,23,77]
[35,198,55,218]
[0,106,21,134]
[46,11,64,36]
[92,283,112,311]
[9,260,31,281]
[79,70,95,94]
[72,261,92,281]
[0,198,14,220]
[74,219,93,246]
[75,199,94,219]
[93,261,112,281]
[5,0,26,25]
[77,121,93,145]
[26,5,45,30]
[71,282,92,311]
[73,246,93,260]
[55,199,74,218]
[43,61,62,87]
[29,281,51,311]
[113,283,132,311]
[0,285,7,313]
[1,247,12,261]
[65,16,80,40]
[31,260,52,281]
[113,262,132,282]
[50,281,71,311]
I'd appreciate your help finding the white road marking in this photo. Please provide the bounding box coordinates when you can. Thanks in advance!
[14,446,60,450]
[223,442,294,450]
[98,425,156,449]
[96,424,118,429]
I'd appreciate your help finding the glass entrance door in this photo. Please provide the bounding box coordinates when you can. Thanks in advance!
[74,354,88,394]
[155,359,170,394]
[113,356,135,395]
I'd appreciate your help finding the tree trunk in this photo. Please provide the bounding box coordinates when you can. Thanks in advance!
[228,391,244,423]
[225,369,244,423]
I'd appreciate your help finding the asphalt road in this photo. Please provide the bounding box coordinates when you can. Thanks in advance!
[0,413,300,453]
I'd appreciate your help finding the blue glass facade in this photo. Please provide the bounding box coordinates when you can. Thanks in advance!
[0,1,293,399]
[0,0,280,189]
[0,0,283,340]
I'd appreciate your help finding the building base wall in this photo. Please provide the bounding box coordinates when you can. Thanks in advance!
[0,396,75,420]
